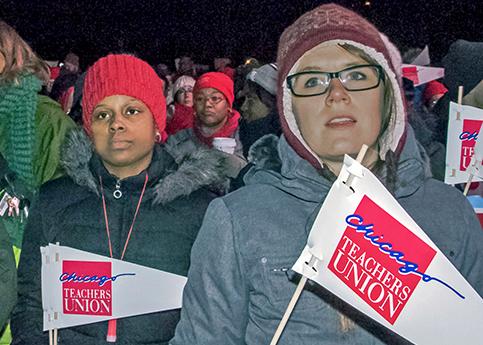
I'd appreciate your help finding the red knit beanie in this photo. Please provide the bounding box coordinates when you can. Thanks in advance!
[423,80,448,105]
[276,3,406,169]
[82,54,166,136]
[193,72,234,107]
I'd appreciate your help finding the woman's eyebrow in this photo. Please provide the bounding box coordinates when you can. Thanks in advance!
[93,103,107,110]
[299,62,363,72]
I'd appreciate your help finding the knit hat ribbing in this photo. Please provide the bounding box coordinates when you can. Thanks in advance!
[193,72,234,107]
[276,3,406,169]
[82,54,166,135]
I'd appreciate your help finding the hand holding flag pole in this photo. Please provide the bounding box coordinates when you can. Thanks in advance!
[269,145,369,345]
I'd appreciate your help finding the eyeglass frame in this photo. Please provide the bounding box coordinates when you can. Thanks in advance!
[194,94,226,105]
[286,64,385,97]
[179,86,194,93]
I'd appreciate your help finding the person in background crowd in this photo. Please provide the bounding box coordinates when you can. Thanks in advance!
[12,54,231,344]
[154,63,174,104]
[229,63,282,191]
[166,75,196,135]
[174,55,196,82]
[0,20,76,245]
[233,57,261,110]
[170,4,483,344]
[0,20,76,344]
[214,57,235,80]
[166,71,246,194]
[50,52,81,113]
[433,39,483,145]
[422,80,448,111]
[239,63,281,157]
[432,39,483,191]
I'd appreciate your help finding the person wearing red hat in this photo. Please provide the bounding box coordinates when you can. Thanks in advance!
[191,72,240,147]
[12,54,234,345]
[423,80,448,110]
[171,4,483,345]
[165,72,246,192]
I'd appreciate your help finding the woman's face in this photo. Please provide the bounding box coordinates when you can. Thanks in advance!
[291,44,384,165]
[194,87,230,128]
[176,87,194,107]
[240,84,270,122]
[90,95,157,179]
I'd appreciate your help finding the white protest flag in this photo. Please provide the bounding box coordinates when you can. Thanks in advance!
[41,244,187,331]
[292,155,483,345]
[401,64,444,87]
[445,102,483,184]
[410,45,430,66]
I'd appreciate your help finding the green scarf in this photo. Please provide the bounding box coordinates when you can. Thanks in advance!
[0,75,41,189]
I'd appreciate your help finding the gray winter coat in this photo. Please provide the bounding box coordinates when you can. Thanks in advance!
[170,129,483,345]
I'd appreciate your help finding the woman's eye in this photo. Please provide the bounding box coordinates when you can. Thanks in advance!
[347,71,367,81]
[95,112,110,120]
[304,77,323,88]
[126,108,140,116]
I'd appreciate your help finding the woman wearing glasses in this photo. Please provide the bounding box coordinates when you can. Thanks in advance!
[165,72,246,191]
[171,4,483,345]
[166,75,196,136]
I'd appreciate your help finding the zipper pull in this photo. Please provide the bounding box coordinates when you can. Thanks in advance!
[113,180,122,199]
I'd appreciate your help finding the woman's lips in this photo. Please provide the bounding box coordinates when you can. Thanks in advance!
[110,140,132,149]
[325,116,357,128]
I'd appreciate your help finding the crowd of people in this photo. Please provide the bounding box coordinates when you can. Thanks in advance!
[0,2,482,344]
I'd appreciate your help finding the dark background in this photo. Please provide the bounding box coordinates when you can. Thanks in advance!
[1,0,482,69]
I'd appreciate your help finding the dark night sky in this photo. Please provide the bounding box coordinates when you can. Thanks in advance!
[1,0,482,69]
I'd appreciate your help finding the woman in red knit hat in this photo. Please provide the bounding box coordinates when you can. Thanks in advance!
[165,71,246,193]
[12,54,234,345]
[171,4,483,345]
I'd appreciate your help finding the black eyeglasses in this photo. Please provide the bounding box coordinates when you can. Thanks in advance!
[287,64,384,97]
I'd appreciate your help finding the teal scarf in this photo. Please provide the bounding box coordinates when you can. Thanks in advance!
[0,75,41,189]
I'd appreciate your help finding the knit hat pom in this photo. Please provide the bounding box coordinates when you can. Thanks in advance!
[82,54,166,136]
[193,72,234,107]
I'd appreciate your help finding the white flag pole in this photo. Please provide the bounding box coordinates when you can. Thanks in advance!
[269,256,315,345]
[463,173,474,196]
[456,85,464,120]
[269,145,369,345]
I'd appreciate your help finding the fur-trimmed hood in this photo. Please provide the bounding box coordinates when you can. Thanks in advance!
[61,128,233,205]
[244,126,431,201]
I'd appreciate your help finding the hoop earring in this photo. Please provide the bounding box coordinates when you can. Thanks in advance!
[155,131,162,143]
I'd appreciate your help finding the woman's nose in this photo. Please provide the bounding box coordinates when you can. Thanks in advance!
[325,79,350,104]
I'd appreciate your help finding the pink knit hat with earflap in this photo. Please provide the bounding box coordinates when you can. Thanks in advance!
[276,3,407,169]
[82,54,166,138]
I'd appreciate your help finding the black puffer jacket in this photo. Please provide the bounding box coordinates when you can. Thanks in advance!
[12,129,230,345]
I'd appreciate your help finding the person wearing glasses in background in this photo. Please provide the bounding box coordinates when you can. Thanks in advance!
[166,75,196,136]
[165,72,246,194]
[170,4,483,345]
